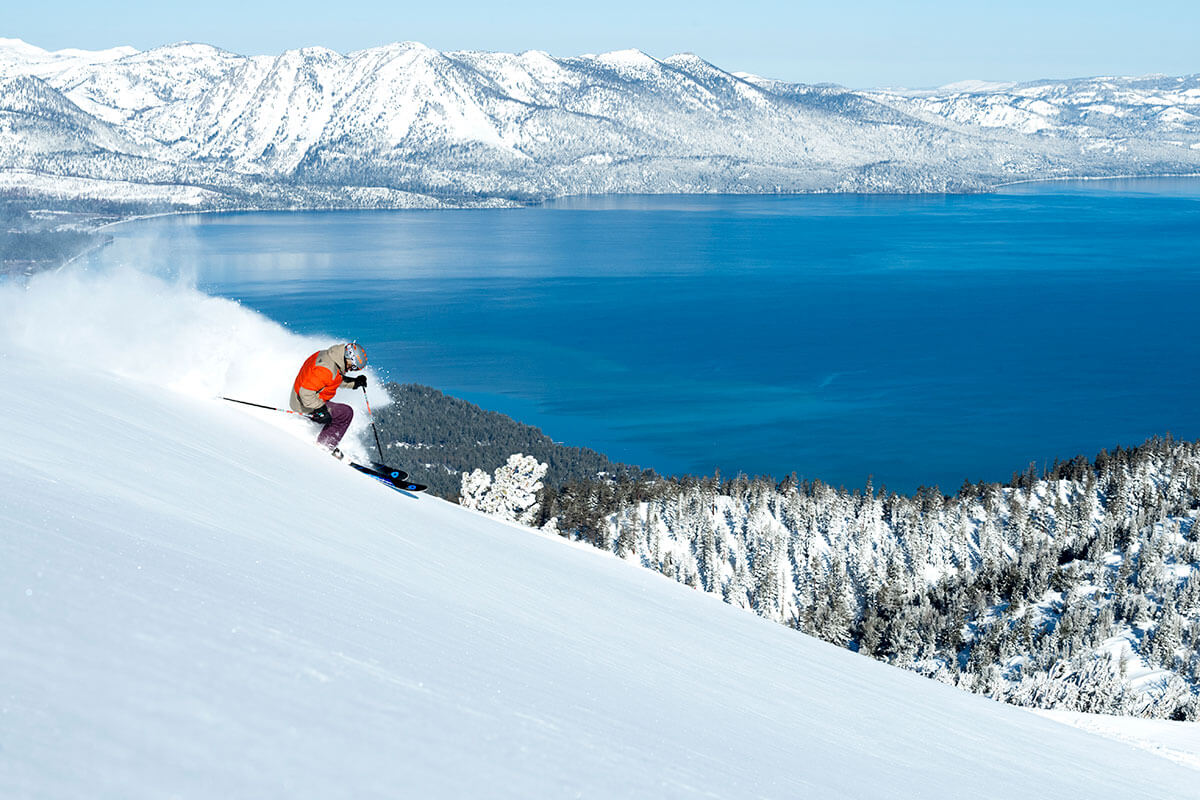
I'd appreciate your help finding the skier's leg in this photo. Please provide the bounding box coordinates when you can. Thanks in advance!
[316,401,354,449]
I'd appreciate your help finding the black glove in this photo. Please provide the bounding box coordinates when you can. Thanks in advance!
[350,374,367,390]
[310,406,332,425]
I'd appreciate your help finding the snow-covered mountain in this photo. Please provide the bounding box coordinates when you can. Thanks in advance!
[3,261,1199,797]
[2,38,1198,210]
[875,75,1200,142]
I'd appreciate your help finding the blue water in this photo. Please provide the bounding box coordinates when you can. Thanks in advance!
[89,179,1200,491]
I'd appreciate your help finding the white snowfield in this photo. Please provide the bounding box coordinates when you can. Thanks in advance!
[2,266,1199,798]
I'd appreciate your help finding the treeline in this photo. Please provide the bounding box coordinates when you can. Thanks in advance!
[1,194,177,220]
[543,436,1200,720]
[369,382,653,498]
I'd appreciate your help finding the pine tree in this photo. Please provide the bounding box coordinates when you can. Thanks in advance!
[458,453,548,526]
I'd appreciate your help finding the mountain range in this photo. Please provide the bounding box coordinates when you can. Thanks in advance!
[1,37,1198,211]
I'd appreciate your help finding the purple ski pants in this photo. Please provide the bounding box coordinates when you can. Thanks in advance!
[315,401,354,449]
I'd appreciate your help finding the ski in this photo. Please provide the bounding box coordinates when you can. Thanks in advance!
[362,461,407,482]
[350,462,426,493]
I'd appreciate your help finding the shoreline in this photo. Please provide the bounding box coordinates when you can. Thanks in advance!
[11,172,1198,276]
[79,171,1200,234]
[992,172,1200,188]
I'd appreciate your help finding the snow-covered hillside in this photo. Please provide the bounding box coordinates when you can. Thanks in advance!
[2,265,1199,797]
[1,38,1198,210]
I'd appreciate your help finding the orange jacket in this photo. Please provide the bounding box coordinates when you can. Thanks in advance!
[290,345,347,412]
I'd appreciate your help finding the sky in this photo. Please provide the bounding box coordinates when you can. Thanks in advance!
[5,0,1199,88]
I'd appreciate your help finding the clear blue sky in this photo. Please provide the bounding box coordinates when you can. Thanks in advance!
[6,0,1198,88]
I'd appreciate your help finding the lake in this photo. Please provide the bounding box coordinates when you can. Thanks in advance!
[88,178,1200,492]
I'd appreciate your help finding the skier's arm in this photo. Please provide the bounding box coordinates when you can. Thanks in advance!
[296,385,325,411]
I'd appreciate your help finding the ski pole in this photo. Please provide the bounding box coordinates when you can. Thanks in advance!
[221,396,306,416]
[361,385,387,463]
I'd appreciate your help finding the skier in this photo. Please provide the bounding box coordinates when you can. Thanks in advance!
[290,342,369,458]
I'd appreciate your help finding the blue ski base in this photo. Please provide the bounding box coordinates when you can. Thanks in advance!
[350,462,427,493]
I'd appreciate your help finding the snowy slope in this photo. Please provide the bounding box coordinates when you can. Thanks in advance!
[1035,709,1200,771]
[0,37,136,78]
[2,266,1199,798]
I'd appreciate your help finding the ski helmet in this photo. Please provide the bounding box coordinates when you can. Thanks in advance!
[344,342,368,371]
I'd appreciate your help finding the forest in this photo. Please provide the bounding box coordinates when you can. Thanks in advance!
[370,382,652,498]
[540,439,1200,720]
[369,384,1200,719]
[0,202,113,274]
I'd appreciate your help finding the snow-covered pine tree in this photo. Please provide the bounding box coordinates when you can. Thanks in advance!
[459,454,549,525]
[459,468,494,512]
